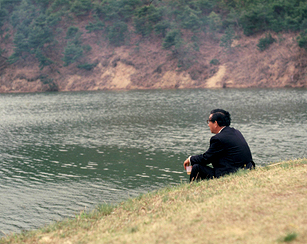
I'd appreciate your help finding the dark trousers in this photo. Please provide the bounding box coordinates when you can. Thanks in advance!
[190,164,215,182]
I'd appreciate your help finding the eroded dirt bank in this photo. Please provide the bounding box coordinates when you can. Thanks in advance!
[0,32,306,94]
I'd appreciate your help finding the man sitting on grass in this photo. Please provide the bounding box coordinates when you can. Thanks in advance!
[183,109,255,182]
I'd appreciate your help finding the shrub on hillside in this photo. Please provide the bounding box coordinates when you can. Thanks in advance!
[35,49,53,70]
[239,0,307,35]
[257,33,276,51]
[207,11,222,32]
[162,29,182,50]
[9,0,36,28]
[239,4,268,36]
[0,8,8,27]
[48,0,71,13]
[154,20,169,37]
[177,6,202,32]
[70,0,92,16]
[82,44,92,53]
[134,5,164,36]
[39,74,58,91]
[220,26,235,49]
[62,42,83,66]
[162,28,197,70]
[0,0,22,12]
[210,59,219,65]
[77,62,97,70]
[46,12,62,26]
[106,21,128,47]
[9,32,29,62]
[196,0,216,14]
[28,25,53,49]
[32,0,50,9]
[297,30,307,50]
[93,0,141,22]
[85,21,104,33]
[66,26,79,39]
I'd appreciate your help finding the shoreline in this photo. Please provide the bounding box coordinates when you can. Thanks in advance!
[1,158,306,244]
[1,86,306,95]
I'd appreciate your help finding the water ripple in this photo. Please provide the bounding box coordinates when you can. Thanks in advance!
[0,89,306,236]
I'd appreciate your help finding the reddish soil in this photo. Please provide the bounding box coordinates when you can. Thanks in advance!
[0,31,306,94]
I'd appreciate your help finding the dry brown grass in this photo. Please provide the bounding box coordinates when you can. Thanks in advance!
[1,159,307,244]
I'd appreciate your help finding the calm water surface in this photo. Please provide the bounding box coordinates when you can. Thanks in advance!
[0,89,306,236]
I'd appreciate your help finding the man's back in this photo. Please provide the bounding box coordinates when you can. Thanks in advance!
[212,126,253,177]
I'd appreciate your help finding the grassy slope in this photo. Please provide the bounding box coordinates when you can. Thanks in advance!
[1,159,307,244]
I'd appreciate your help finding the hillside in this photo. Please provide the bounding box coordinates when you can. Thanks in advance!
[1,159,307,244]
[1,31,306,93]
[1,0,307,93]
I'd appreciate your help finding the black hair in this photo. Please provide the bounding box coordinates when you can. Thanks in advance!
[210,109,231,126]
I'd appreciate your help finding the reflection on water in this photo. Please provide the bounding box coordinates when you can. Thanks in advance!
[0,88,306,236]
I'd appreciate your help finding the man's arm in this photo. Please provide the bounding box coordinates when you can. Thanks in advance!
[190,136,224,166]
[183,156,191,170]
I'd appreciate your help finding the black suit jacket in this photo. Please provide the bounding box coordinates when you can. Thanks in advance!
[190,126,254,178]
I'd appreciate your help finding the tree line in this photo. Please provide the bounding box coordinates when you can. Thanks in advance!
[1,0,307,71]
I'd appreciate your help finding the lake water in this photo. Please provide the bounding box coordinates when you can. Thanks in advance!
[0,88,306,236]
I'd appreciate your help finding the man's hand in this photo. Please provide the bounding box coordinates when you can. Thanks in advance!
[183,156,191,170]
